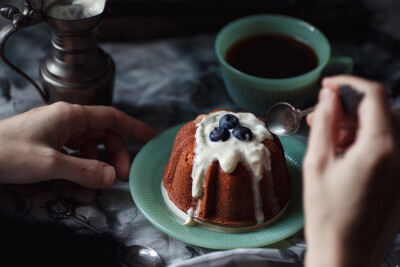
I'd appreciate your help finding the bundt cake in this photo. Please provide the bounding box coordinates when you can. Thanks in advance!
[162,109,290,230]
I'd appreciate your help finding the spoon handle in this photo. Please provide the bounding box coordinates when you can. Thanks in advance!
[338,85,364,114]
[298,106,315,118]
[298,85,363,119]
[69,215,103,234]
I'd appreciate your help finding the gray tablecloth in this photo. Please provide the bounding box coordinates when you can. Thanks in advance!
[0,22,399,266]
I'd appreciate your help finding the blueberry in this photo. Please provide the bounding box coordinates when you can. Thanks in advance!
[209,127,230,142]
[232,126,253,141]
[219,114,239,129]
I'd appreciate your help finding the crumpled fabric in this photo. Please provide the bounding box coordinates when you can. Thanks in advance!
[0,21,399,267]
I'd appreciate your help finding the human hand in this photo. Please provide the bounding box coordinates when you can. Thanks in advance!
[0,102,156,188]
[303,75,400,267]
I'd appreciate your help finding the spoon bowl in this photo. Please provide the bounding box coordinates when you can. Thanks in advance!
[265,86,364,136]
[46,200,163,267]
[265,102,314,136]
[123,245,163,267]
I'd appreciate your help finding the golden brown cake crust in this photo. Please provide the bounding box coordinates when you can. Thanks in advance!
[163,109,290,227]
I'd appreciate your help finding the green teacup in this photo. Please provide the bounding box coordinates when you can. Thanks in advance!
[215,14,353,116]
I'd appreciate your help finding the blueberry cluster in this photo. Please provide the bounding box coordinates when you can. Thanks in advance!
[209,114,253,142]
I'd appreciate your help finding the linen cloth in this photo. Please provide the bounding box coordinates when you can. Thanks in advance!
[0,23,399,266]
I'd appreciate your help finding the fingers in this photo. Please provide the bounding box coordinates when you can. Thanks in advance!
[48,102,157,144]
[103,131,131,181]
[322,75,392,141]
[46,150,116,188]
[80,105,157,143]
[314,75,393,155]
[307,112,357,152]
[304,88,342,175]
[47,102,156,184]
[66,131,131,181]
[335,128,356,153]
[306,112,313,126]
[307,112,357,129]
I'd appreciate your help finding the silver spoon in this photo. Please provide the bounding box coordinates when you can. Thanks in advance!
[265,102,314,136]
[122,245,163,267]
[47,200,163,267]
[265,85,365,136]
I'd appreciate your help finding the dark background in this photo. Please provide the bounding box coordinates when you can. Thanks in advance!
[100,0,397,43]
[0,3,399,266]
[0,0,399,43]
[0,0,400,99]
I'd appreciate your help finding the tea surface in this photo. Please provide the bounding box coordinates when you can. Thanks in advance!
[225,34,318,79]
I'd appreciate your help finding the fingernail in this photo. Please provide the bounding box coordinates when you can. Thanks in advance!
[102,166,115,185]
[320,88,333,102]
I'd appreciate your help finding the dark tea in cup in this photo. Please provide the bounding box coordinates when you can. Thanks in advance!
[215,14,353,115]
[225,33,318,79]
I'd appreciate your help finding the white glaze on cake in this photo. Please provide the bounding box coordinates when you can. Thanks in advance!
[183,208,195,226]
[161,184,288,232]
[191,110,273,224]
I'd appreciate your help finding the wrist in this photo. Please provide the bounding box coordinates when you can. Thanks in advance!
[305,240,345,267]
[305,234,381,267]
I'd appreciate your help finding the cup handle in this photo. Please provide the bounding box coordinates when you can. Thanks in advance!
[0,1,48,102]
[326,56,354,74]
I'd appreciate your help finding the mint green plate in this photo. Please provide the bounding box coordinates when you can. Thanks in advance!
[129,123,306,249]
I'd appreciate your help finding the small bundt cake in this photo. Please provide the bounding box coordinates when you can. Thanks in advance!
[162,109,290,229]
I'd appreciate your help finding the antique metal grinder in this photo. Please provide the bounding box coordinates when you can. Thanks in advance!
[0,0,115,105]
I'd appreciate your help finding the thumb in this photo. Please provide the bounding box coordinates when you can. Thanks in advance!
[304,88,341,175]
[49,152,116,188]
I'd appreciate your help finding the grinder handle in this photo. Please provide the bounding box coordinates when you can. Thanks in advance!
[0,1,48,102]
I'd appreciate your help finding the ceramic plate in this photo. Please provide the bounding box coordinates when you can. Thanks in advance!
[129,123,306,249]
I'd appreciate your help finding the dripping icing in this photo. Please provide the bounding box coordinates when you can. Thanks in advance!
[183,208,195,226]
[192,110,273,223]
